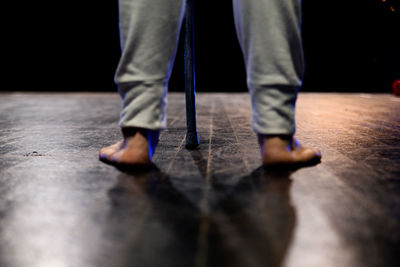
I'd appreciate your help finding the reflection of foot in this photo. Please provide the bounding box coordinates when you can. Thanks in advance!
[99,128,159,169]
[258,135,321,170]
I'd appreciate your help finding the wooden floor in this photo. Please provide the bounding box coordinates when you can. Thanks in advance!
[0,92,399,267]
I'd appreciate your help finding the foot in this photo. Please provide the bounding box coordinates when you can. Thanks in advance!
[258,135,321,170]
[99,128,159,169]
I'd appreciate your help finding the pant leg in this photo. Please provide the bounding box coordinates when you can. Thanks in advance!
[232,0,304,135]
[115,0,186,130]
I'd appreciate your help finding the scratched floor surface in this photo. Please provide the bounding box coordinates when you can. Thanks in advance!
[0,92,399,267]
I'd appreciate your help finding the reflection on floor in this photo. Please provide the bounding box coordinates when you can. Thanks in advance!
[0,92,399,267]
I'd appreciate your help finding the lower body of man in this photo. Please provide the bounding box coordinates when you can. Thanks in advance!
[100,0,321,169]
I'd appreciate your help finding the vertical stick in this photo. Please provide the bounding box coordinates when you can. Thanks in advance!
[184,0,199,149]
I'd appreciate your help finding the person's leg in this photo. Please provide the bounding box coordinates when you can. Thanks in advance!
[100,0,185,166]
[233,0,321,168]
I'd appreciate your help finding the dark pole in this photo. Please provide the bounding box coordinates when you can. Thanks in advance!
[184,0,199,149]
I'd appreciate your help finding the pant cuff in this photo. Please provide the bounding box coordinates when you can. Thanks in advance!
[118,81,168,130]
[249,84,298,135]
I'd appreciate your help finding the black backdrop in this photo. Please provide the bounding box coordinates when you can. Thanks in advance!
[1,1,399,93]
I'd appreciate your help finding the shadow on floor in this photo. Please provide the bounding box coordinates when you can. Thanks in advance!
[103,166,296,267]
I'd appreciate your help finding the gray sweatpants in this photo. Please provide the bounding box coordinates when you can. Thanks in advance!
[115,0,303,135]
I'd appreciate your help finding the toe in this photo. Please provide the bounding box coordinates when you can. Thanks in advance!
[301,147,321,161]
[99,141,123,161]
[315,148,322,158]
[99,147,109,156]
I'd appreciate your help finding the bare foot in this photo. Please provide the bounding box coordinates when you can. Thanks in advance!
[258,135,321,170]
[99,128,159,169]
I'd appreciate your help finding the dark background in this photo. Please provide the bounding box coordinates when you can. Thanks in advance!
[1,0,399,93]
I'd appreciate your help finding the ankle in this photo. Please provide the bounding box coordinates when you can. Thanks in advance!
[257,134,292,146]
[121,127,160,158]
[122,127,146,138]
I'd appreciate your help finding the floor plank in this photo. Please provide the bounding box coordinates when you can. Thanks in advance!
[0,92,399,267]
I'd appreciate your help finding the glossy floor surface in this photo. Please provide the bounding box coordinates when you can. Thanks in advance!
[0,92,399,267]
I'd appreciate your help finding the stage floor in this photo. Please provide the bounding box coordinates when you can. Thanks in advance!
[0,92,399,267]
